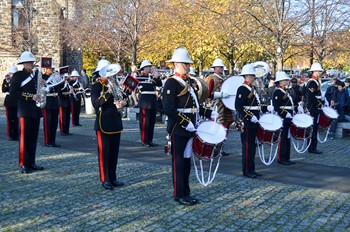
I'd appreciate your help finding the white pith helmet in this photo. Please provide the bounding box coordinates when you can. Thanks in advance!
[275,71,290,82]
[188,67,196,76]
[7,65,18,74]
[71,70,80,77]
[18,51,36,64]
[95,58,111,72]
[99,64,122,78]
[139,60,152,70]
[309,63,324,72]
[211,58,225,68]
[239,63,256,76]
[167,47,193,64]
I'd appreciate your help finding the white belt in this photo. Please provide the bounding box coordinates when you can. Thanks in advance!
[280,106,293,110]
[141,91,156,95]
[47,93,58,97]
[316,96,322,99]
[244,106,260,110]
[177,108,197,113]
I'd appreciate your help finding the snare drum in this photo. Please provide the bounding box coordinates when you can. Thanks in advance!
[290,114,313,140]
[192,121,227,160]
[319,107,338,128]
[257,113,283,144]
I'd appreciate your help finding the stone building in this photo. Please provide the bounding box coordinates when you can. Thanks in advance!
[0,0,81,82]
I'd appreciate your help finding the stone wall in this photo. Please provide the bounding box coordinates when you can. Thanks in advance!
[0,0,81,85]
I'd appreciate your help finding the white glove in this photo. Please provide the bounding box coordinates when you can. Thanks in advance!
[213,91,229,99]
[297,105,304,113]
[267,105,274,113]
[286,112,292,118]
[211,111,219,120]
[185,121,196,132]
[251,116,258,123]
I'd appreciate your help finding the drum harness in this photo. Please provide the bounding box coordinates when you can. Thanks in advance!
[172,75,222,186]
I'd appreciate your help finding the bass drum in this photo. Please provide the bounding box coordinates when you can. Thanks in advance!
[190,77,208,104]
[221,76,245,110]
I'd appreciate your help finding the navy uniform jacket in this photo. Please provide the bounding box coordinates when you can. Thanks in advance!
[91,80,123,133]
[235,83,260,129]
[138,75,162,109]
[42,73,59,110]
[273,87,293,122]
[10,69,42,118]
[69,80,82,101]
[162,76,211,137]
[2,78,18,107]
[305,77,322,116]
[58,82,71,108]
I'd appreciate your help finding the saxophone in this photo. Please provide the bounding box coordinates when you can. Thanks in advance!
[36,68,47,108]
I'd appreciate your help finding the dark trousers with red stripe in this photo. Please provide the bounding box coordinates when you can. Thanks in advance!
[59,106,71,134]
[5,106,19,140]
[43,108,59,145]
[278,122,291,162]
[19,117,40,168]
[139,108,156,144]
[71,99,81,126]
[240,128,257,175]
[171,134,191,199]
[309,113,319,151]
[96,131,121,183]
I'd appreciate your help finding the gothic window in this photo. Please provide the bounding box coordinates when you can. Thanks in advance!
[12,0,25,28]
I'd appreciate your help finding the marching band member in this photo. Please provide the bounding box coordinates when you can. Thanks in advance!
[58,73,73,136]
[2,65,19,141]
[272,71,296,165]
[235,63,261,178]
[91,63,127,190]
[42,62,60,147]
[163,48,214,206]
[10,51,44,173]
[305,63,324,154]
[69,70,83,127]
[205,58,234,156]
[137,60,162,147]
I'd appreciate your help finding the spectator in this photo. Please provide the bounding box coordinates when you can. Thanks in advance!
[289,77,302,107]
[80,69,89,89]
[329,81,350,139]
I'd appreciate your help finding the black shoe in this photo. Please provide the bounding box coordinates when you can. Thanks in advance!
[30,164,44,171]
[278,160,290,165]
[61,132,72,136]
[187,196,199,205]
[111,180,125,187]
[308,149,322,154]
[243,172,256,178]
[253,171,262,176]
[102,182,113,190]
[74,124,82,127]
[20,166,31,174]
[9,137,19,141]
[51,143,61,147]
[148,142,158,147]
[221,151,230,156]
[286,160,296,165]
[142,142,150,147]
[174,197,193,206]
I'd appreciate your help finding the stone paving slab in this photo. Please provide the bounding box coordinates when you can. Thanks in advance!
[1,108,350,231]
[1,137,350,231]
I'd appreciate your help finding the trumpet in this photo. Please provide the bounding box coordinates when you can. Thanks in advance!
[150,68,174,79]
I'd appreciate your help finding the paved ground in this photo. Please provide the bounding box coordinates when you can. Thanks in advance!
[0,101,350,231]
